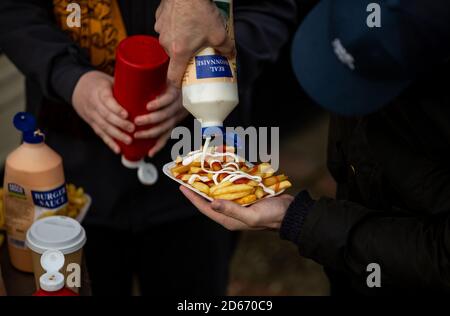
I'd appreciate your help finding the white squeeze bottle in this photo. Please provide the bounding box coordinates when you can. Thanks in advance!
[182,0,238,137]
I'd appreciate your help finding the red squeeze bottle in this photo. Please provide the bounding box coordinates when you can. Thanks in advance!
[113,35,169,185]
[33,288,79,296]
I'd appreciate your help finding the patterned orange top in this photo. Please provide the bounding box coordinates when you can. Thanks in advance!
[53,0,127,75]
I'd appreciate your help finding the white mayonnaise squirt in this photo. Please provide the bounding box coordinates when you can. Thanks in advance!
[181,137,275,195]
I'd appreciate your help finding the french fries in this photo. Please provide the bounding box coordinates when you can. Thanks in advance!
[268,180,292,192]
[212,184,254,196]
[171,165,190,177]
[170,146,292,206]
[214,191,253,201]
[209,181,232,195]
[263,175,288,186]
[192,182,210,195]
[255,187,265,199]
[235,194,257,205]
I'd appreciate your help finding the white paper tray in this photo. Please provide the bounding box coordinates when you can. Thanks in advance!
[162,162,285,206]
[76,194,91,223]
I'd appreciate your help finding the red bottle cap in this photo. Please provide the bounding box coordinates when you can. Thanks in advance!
[33,288,79,296]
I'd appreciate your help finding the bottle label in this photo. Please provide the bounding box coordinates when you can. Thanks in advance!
[182,0,237,86]
[7,183,26,199]
[4,182,68,249]
[31,185,68,210]
[195,55,233,79]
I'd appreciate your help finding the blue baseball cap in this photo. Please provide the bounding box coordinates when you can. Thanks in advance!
[292,0,450,116]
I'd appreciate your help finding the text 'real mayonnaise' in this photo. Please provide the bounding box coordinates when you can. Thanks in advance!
[182,0,239,137]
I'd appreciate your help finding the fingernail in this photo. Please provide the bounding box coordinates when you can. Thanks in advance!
[121,110,128,118]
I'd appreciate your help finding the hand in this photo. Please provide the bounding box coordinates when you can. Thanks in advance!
[72,71,135,154]
[155,0,235,87]
[180,186,294,231]
[134,85,188,157]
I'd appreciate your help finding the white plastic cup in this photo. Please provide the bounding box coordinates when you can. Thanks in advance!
[26,216,86,292]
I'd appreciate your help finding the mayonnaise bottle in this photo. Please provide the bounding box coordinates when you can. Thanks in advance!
[182,0,238,137]
[3,112,68,272]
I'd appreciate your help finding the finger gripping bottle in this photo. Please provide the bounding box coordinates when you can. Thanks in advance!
[114,35,169,185]
[182,0,239,138]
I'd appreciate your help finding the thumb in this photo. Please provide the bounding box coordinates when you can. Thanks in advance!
[213,35,236,60]
[167,52,191,89]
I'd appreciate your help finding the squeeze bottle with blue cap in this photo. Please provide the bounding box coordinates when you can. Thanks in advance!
[182,0,238,137]
[3,112,68,272]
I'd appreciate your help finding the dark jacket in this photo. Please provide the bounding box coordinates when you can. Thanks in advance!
[281,63,450,295]
[0,0,299,230]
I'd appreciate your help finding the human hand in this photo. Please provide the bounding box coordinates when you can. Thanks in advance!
[155,0,235,87]
[133,85,188,157]
[72,71,135,154]
[180,186,294,231]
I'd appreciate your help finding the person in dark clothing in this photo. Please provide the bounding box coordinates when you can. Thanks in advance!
[182,0,450,295]
[0,0,298,295]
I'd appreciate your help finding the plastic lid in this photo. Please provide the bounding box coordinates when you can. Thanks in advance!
[26,216,86,255]
[40,272,65,292]
[121,157,158,185]
[121,156,142,169]
[138,162,158,185]
[13,112,44,144]
[41,249,65,272]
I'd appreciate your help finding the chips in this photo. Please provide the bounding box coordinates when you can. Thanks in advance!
[170,148,292,206]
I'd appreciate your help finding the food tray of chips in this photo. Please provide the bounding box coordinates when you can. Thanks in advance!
[163,146,292,206]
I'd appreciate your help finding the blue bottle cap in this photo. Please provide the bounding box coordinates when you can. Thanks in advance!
[201,126,225,138]
[201,126,242,149]
[13,112,44,144]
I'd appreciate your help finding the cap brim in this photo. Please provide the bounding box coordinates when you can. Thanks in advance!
[291,0,410,116]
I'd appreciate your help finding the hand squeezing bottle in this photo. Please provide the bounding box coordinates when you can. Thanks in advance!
[182,0,238,138]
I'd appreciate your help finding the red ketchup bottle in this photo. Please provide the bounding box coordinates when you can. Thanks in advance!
[114,35,169,185]
[32,250,79,296]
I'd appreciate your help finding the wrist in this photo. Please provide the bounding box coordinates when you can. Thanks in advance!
[279,190,315,244]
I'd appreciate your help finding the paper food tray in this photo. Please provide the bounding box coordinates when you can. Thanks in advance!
[162,162,285,206]
[75,194,91,223]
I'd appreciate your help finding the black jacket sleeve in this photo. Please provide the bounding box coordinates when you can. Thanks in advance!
[234,0,298,91]
[281,191,450,292]
[0,0,94,104]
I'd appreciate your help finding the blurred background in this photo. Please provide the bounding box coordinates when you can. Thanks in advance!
[0,31,334,294]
